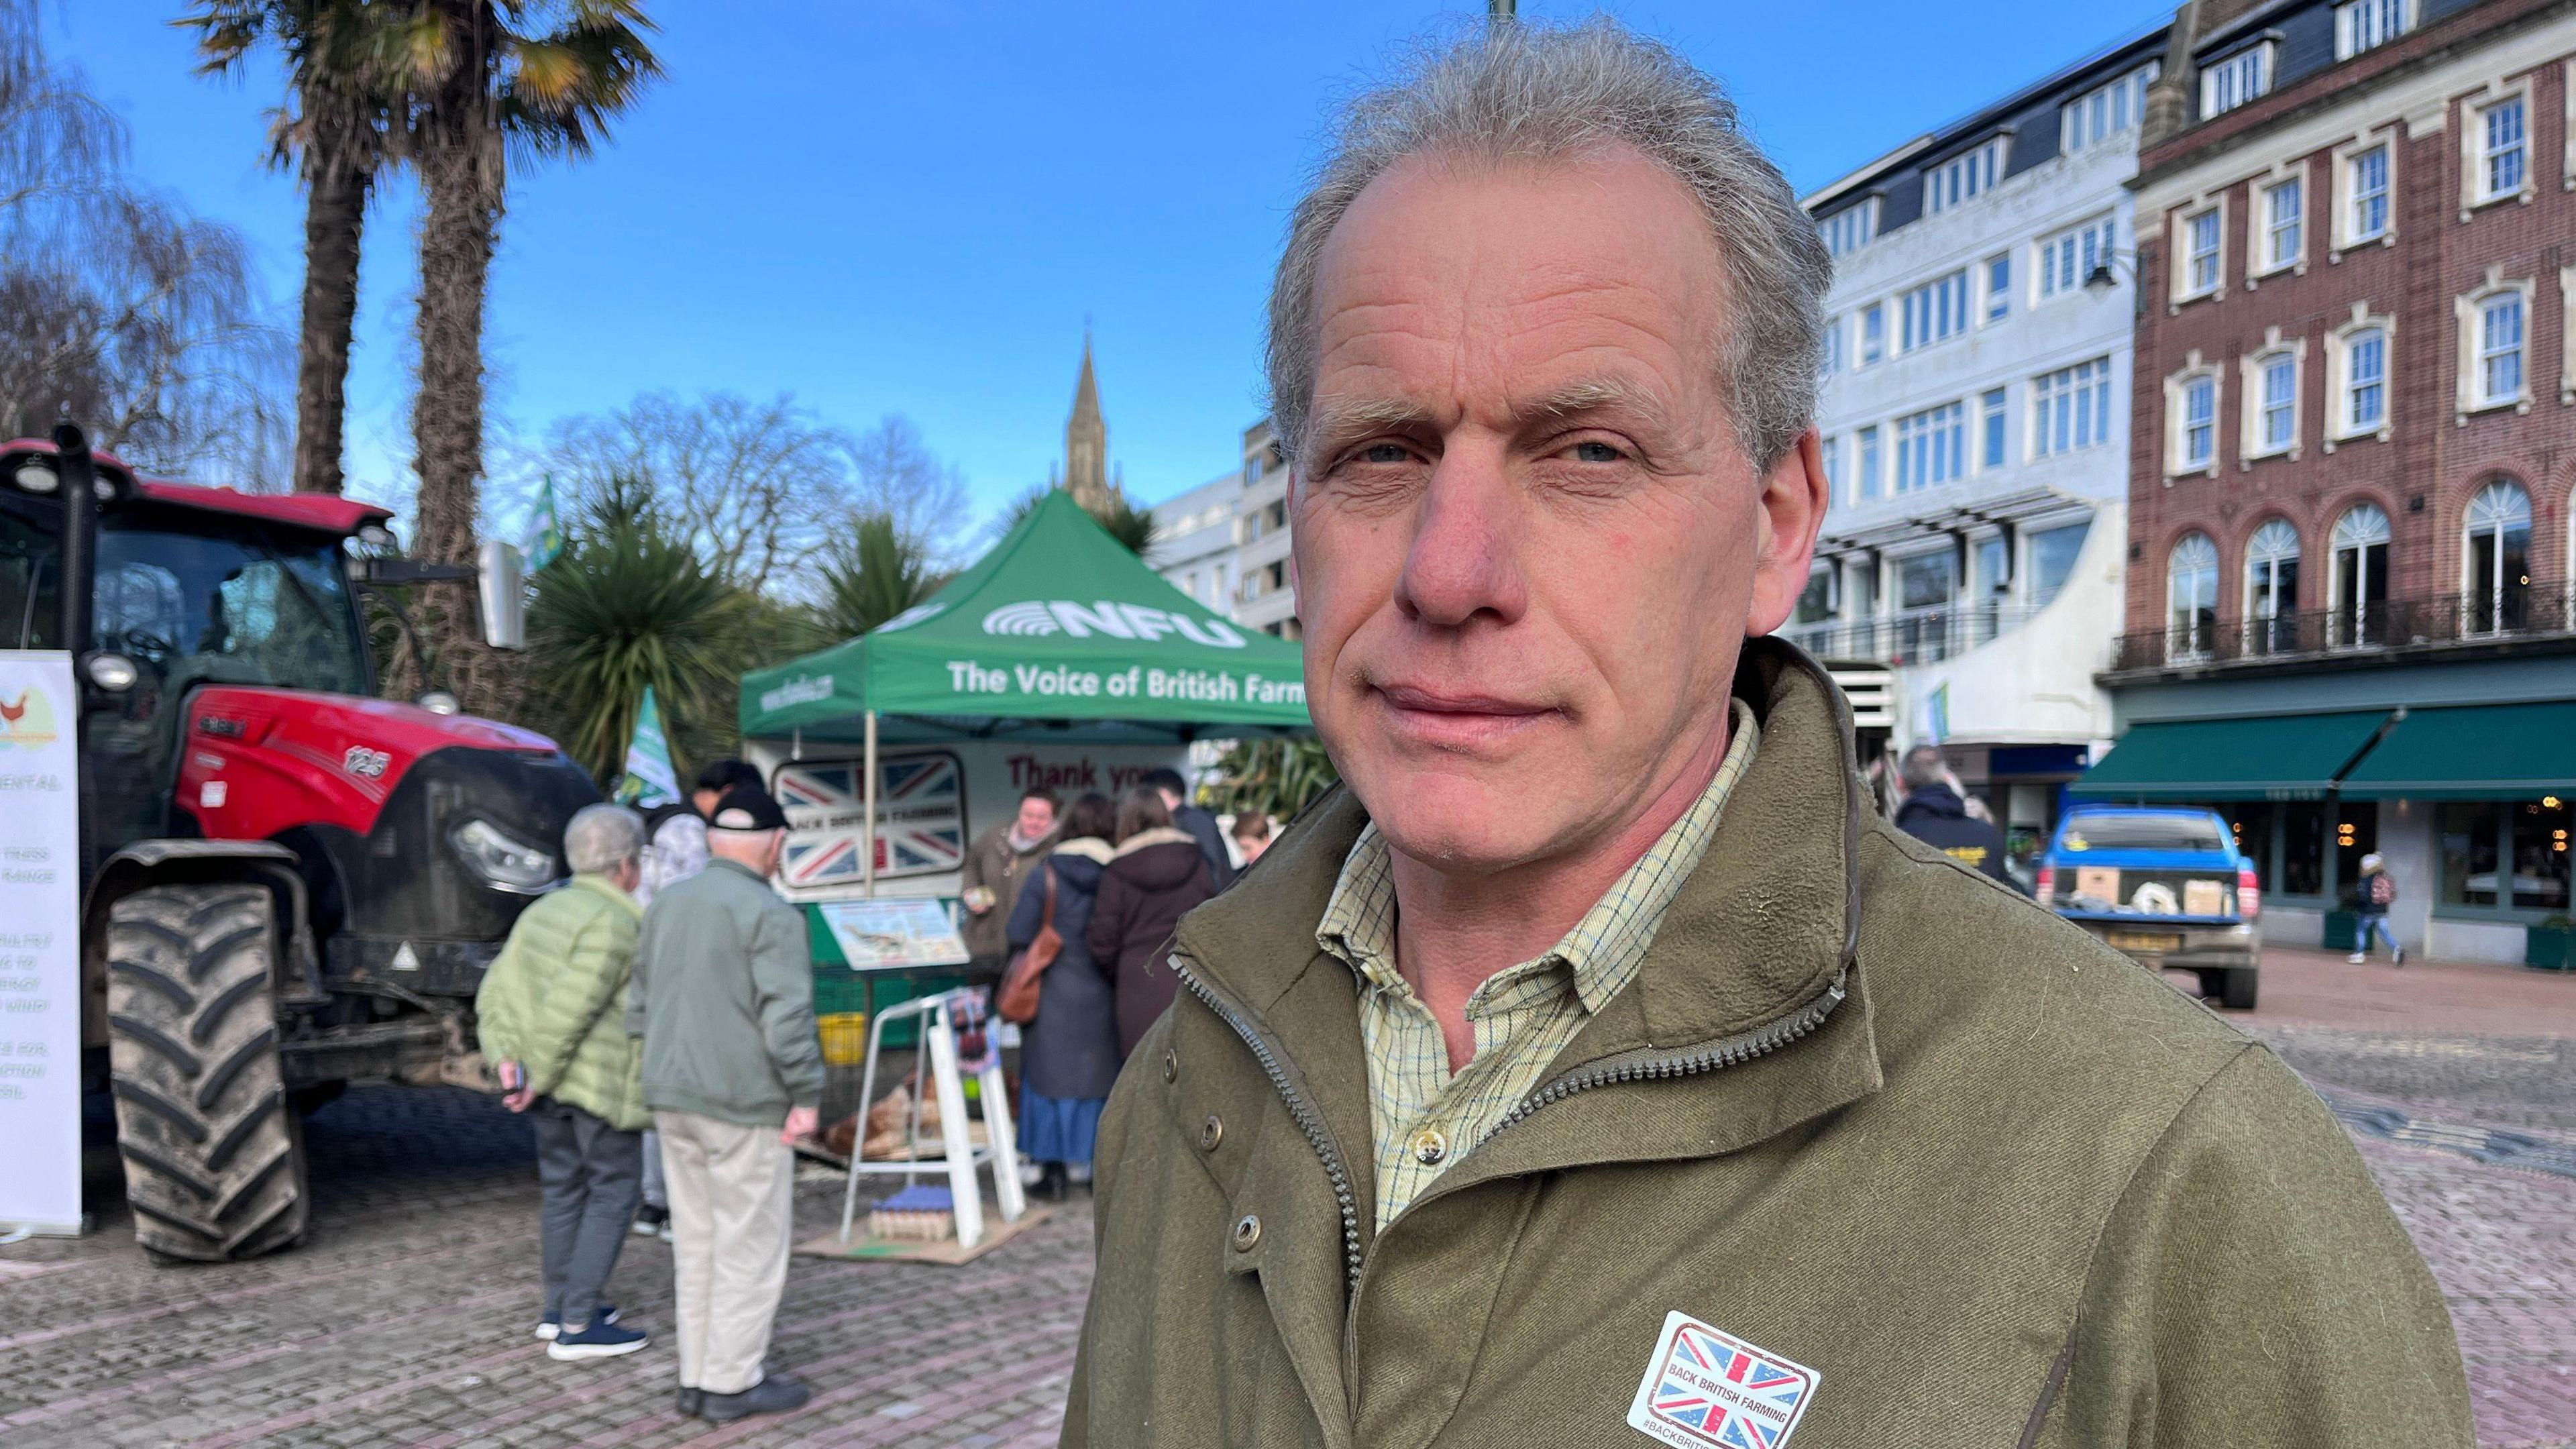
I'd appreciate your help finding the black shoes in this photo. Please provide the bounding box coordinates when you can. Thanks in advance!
[1036,1161,1069,1202]
[698,1374,812,1423]
[676,1387,704,1417]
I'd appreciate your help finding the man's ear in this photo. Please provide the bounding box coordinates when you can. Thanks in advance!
[1744,429,1829,638]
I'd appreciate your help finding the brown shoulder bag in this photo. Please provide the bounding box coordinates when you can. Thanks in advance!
[996,865,1061,1024]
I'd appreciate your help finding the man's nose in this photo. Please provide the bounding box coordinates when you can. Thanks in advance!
[1393,446,1527,631]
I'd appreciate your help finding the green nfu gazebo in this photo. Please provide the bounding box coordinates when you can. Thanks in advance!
[740,488,1311,893]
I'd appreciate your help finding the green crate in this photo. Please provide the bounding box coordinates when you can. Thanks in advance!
[2321,911,2359,951]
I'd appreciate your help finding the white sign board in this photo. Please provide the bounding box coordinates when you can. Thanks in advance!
[816,899,972,972]
[0,651,82,1234]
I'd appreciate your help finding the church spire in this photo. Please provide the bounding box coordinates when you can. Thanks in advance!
[1062,331,1112,513]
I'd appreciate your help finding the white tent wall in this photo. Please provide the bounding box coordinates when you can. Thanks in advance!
[745,735,1193,905]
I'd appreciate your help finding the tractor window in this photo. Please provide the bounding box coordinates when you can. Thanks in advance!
[0,504,60,650]
[95,515,369,698]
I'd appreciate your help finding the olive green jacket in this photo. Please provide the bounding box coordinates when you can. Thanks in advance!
[1064,640,2471,1448]
[474,873,647,1132]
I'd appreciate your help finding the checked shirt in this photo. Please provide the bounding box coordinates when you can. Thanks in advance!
[1316,701,1760,1228]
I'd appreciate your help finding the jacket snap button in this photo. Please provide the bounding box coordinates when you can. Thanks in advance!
[1411,1126,1448,1166]
[1233,1214,1261,1251]
[1200,1114,1224,1152]
[1163,1049,1178,1083]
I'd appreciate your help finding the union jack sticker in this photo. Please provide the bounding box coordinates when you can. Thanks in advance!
[775,752,965,887]
[1626,1311,1818,1449]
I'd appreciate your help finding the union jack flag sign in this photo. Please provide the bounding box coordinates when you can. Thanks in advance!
[1625,1311,1818,1449]
[776,753,965,888]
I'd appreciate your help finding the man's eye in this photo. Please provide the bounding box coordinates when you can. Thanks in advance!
[1570,441,1624,463]
[1359,443,1412,464]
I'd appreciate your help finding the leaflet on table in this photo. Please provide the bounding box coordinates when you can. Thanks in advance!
[817,898,971,971]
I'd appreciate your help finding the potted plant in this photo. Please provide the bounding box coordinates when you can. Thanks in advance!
[2529,915,2576,971]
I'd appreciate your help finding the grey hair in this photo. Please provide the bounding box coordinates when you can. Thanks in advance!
[564,804,645,875]
[1265,19,1831,470]
[1899,744,1951,790]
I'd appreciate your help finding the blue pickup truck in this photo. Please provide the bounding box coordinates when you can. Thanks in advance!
[2036,805,2262,1009]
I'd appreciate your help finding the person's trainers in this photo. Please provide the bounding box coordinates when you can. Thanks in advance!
[675,1387,705,1417]
[698,1375,812,1422]
[2394,946,2406,966]
[547,1319,647,1360]
[631,1204,668,1238]
[2347,952,2366,963]
[533,1302,617,1340]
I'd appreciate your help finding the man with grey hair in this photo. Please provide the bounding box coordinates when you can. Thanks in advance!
[1066,19,2469,1447]
[1892,742,2014,887]
[476,802,652,1360]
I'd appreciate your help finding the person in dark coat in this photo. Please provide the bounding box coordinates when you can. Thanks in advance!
[1892,744,2018,890]
[1088,787,1219,1058]
[1142,767,1235,891]
[1004,792,1120,1201]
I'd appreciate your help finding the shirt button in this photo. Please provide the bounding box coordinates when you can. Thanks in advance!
[1163,1049,1178,1084]
[1233,1214,1262,1252]
[1200,1114,1224,1152]
[1411,1126,1449,1166]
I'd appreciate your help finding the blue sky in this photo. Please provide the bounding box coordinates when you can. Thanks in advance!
[47,1,2163,531]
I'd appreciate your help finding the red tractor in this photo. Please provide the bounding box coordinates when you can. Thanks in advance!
[4,429,598,1261]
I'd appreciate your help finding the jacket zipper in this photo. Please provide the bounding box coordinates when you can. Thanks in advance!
[1476,969,1848,1147]
[1173,957,1368,1289]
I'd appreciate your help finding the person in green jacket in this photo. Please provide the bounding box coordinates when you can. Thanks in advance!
[474,803,650,1362]
[1063,20,2473,1448]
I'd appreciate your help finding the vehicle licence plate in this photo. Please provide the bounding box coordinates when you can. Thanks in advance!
[2107,931,2184,953]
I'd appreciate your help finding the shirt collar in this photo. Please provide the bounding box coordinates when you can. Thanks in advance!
[1315,699,1762,1015]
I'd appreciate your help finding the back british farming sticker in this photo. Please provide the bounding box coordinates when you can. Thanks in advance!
[1627,1310,1819,1448]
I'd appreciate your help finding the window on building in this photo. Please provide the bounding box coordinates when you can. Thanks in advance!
[2038,215,2118,299]
[2244,518,2302,655]
[1925,139,2006,215]
[1246,453,1265,485]
[2200,44,2272,118]
[2435,799,2572,914]
[2180,372,2218,470]
[2167,533,2219,660]
[2336,0,2412,58]
[2253,351,2298,455]
[2330,502,2391,647]
[1984,254,2011,322]
[2343,326,2387,433]
[1860,304,1886,366]
[1822,315,1843,374]
[2033,357,2113,458]
[1896,549,1958,661]
[2476,95,2528,201]
[2345,144,2391,241]
[1856,425,1882,501]
[1183,570,1200,601]
[2464,478,2532,635]
[2183,208,2222,296]
[1893,402,1966,492]
[2475,292,2526,406]
[1970,532,2010,642]
[1900,270,1970,351]
[2062,64,2159,154]
[1819,199,1879,258]
[2261,177,2302,270]
[2030,519,2090,607]
[1980,388,2007,469]
[1794,570,1835,625]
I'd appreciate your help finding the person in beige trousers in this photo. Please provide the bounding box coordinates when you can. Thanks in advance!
[627,786,824,1424]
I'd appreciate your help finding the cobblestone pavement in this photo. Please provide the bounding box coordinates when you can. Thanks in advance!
[3,948,2571,1447]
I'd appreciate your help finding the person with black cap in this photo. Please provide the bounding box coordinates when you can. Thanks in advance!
[627,785,823,1423]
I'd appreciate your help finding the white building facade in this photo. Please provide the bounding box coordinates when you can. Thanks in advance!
[1792,28,2167,871]
[1146,417,1302,639]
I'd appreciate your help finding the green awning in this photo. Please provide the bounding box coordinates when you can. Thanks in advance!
[2074,710,2392,800]
[739,490,1311,743]
[2338,702,2576,800]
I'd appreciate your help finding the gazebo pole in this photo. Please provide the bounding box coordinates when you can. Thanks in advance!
[862,709,878,898]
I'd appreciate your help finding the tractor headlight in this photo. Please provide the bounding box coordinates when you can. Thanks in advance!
[447,817,557,894]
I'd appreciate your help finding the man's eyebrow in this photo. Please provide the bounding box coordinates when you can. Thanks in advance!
[1305,396,1438,448]
[1511,378,1670,429]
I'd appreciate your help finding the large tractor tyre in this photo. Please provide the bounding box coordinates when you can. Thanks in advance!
[104,883,309,1262]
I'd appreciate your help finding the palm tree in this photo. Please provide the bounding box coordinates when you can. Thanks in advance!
[180,0,403,496]
[818,512,936,641]
[396,0,659,713]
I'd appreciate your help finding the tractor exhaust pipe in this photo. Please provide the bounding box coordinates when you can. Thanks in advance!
[52,423,96,666]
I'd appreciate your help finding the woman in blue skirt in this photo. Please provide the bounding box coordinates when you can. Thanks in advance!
[1005,791,1122,1200]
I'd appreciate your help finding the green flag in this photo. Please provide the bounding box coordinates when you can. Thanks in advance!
[615,686,680,808]
[525,474,564,573]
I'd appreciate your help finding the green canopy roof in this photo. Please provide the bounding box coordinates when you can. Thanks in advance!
[741,490,1311,744]
[2073,710,2393,801]
[2338,701,2576,800]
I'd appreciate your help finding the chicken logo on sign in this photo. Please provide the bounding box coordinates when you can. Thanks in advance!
[0,688,60,750]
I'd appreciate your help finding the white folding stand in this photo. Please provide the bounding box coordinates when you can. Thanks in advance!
[836,987,1025,1250]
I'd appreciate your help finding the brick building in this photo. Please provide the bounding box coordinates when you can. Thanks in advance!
[2088,0,2576,961]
